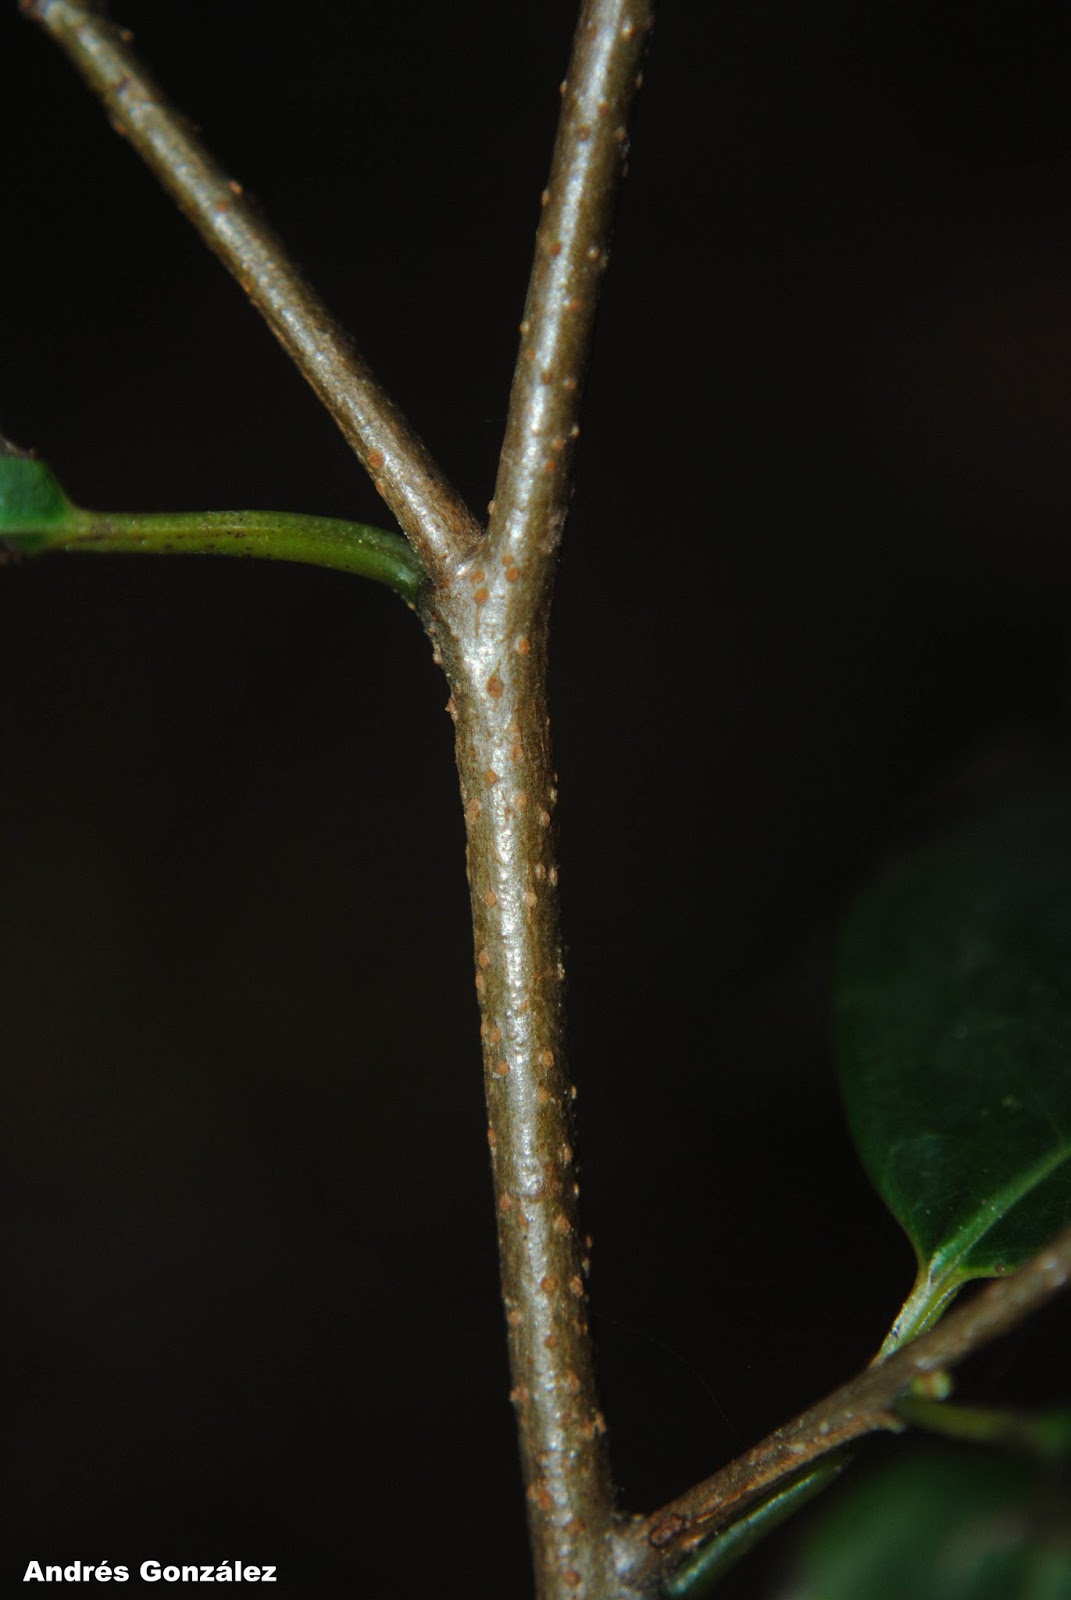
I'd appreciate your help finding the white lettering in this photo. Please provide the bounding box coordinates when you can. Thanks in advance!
[81,1559,276,1584]
[22,1563,45,1583]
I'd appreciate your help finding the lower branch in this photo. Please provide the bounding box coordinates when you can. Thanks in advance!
[619,1226,1071,1591]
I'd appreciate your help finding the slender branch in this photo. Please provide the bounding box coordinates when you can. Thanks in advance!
[420,3,653,1595]
[22,0,482,582]
[619,1226,1071,1591]
[485,0,654,577]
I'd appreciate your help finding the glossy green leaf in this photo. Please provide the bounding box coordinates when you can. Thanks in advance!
[0,440,425,599]
[836,800,1071,1350]
[783,1448,1071,1600]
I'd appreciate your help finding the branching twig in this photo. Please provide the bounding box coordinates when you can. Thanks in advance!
[19,6,1071,1600]
[420,4,652,1596]
[619,1226,1071,1591]
[22,0,481,582]
[26,2,654,1593]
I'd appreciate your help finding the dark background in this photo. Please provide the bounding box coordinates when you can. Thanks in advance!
[2,2,1071,1594]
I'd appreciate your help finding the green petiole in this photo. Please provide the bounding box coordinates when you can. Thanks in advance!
[0,442,426,602]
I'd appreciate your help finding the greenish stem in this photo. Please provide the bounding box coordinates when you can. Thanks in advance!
[877,1268,964,1360]
[0,445,422,596]
[896,1396,1071,1460]
[9,508,425,601]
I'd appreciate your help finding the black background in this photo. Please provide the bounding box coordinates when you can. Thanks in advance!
[2,2,1071,1594]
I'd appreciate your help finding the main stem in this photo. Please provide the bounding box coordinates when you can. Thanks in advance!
[425,578,618,1598]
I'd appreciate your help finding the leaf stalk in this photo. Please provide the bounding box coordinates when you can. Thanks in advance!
[45,508,424,600]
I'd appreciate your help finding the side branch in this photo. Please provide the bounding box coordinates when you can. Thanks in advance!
[23,0,481,583]
[485,0,653,577]
[620,1226,1071,1590]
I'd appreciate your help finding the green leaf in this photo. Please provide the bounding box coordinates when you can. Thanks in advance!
[0,437,73,550]
[783,1447,1071,1600]
[836,799,1071,1351]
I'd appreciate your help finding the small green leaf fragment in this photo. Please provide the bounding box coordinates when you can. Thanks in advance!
[835,799,1071,1349]
[898,1398,1071,1461]
[782,1448,1071,1600]
[0,439,72,539]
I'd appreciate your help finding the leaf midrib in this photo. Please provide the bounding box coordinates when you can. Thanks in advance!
[928,1137,1071,1289]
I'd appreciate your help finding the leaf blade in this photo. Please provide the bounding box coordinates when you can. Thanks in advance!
[783,1447,1071,1600]
[835,800,1071,1349]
